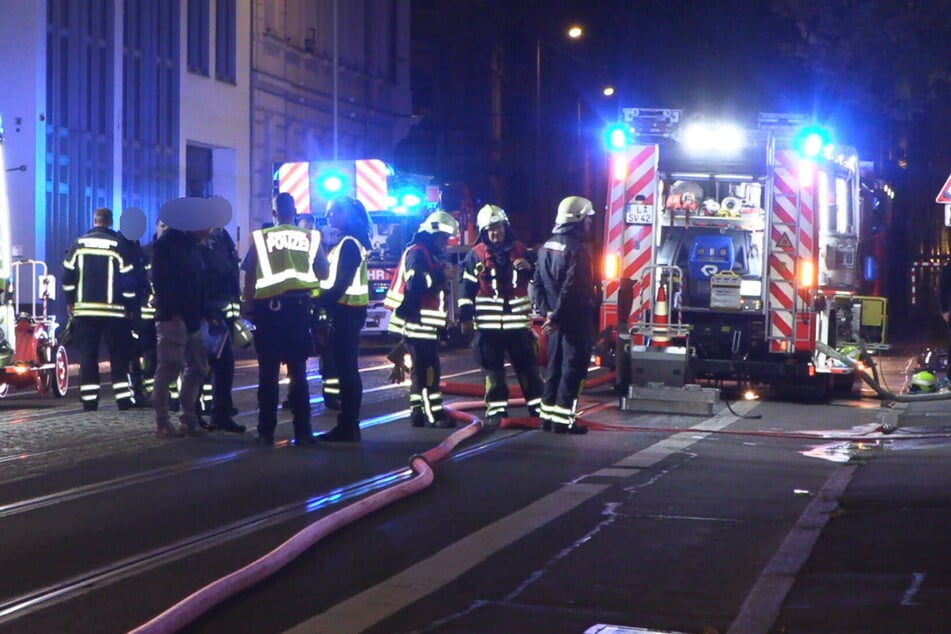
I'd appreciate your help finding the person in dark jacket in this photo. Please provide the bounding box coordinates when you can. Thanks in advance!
[198,222,246,433]
[385,211,460,428]
[150,198,216,438]
[62,207,138,411]
[939,261,951,382]
[315,196,371,442]
[118,207,153,407]
[458,204,543,426]
[533,196,598,435]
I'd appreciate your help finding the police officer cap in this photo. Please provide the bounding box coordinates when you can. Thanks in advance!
[158,197,217,231]
[119,207,147,241]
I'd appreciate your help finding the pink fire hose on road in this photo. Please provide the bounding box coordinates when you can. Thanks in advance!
[129,407,482,634]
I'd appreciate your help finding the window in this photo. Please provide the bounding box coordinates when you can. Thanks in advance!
[215,0,236,83]
[187,0,209,75]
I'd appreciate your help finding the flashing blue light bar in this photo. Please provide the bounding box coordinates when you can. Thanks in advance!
[605,123,632,151]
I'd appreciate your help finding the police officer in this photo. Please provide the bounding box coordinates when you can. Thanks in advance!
[458,204,543,426]
[242,192,324,446]
[385,210,459,428]
[199,214,245,434]
[533,196,598,435]
[316,196,371,442]
[62,207,138,411]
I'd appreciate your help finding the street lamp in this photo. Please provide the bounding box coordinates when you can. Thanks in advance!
[535,25,584,216]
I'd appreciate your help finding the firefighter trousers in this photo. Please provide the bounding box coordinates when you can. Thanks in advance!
[474,328,543,417]
[207,329,236,423]
[541,324,594,419]
[73,316,134,410]
[405,337,445,424]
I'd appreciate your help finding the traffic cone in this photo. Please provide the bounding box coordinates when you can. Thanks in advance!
[652,284,670,347]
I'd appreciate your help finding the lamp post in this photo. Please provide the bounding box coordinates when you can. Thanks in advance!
[535,25,584,218]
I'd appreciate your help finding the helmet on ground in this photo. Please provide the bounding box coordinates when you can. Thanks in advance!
[231,319,254,349]
[555,196,595,225]
[477,204,509,231]
[838,344,861,361]
[910,370,936,393]
[420,210,460,236]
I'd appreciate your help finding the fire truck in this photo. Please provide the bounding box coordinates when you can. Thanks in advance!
[599,109,888,401]
[273,159,473,341]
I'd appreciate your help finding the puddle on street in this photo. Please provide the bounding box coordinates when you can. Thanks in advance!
[803,436,951,462]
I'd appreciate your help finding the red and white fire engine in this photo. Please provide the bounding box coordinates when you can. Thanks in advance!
[599,109,888,400]
[273,159,474,339]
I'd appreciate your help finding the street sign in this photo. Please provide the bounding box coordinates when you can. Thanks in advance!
[937,173,951,203]
[946,205,951,227]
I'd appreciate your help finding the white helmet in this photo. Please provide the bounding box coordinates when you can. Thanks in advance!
[420,210,460,236]
[477,204,509,232]
[555,196,595,225]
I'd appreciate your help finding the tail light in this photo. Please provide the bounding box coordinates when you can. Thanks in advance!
[604,253,620,279]
[799,260,815,288]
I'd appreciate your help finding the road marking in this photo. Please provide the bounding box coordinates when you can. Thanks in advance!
[286,399,761,633]
[727,463,857,634]
[285,482,610,634]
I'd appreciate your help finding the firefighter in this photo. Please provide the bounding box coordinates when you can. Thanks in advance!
[458,204,543,426]
[62,207,138,411]
[315,196,371,442]
[118,206,153,407]
[532,196,598,435]
[241,192,324,446]
[198,215,246,434]
[385,210,459,428]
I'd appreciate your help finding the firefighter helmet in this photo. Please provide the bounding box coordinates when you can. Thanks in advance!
[420,210,460,236]
[555,196,595,225]
[910,370,936,393]
[230,319,254,350]
[477,204,509,231]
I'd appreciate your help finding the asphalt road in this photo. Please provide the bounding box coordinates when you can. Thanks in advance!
[0,345,950,634]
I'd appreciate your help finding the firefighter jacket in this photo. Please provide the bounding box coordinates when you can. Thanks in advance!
[249,225,322,299]
[203,227,242,321]
[458,236,532,330]
[123,237,151,320]
[385,233,449,340]
[140,236,158,321]
[533,223,597,330]
[318,235,369,309]
[62,226,137,318]
[150,228,207,334]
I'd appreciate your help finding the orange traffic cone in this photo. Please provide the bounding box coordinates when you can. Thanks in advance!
[652,284,670,347]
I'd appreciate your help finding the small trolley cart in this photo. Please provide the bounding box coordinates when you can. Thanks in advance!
[0,260,69,398]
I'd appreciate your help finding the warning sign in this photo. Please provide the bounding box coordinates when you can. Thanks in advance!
[774,232,794,251]
[937,173,951,204]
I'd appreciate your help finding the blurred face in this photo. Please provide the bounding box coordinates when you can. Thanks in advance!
[433,232,450,251]
[328,207,348,232]
[485,221,506,245]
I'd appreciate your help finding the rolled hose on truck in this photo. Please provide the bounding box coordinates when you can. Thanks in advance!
[816,341,951,402]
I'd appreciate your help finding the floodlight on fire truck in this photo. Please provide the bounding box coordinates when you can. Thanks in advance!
[681,122,745,155]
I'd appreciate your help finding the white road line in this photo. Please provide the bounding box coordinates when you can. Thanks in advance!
[284,399,760,633]
[727,463,858,634]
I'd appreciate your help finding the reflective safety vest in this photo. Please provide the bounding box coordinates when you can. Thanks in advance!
[62,231,136,318]
[250,225,321,299]
[320,236,369,307]
[385,242,448,340]
[459,240,532,330]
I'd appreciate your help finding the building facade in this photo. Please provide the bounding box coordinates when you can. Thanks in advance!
[0,0,413,286]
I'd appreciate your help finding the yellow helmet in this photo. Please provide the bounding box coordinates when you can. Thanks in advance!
[555,196,595,225]
[420,210,460,236]
[477,204,509,232]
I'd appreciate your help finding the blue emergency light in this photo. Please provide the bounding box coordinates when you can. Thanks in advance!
[604,123,632,151]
